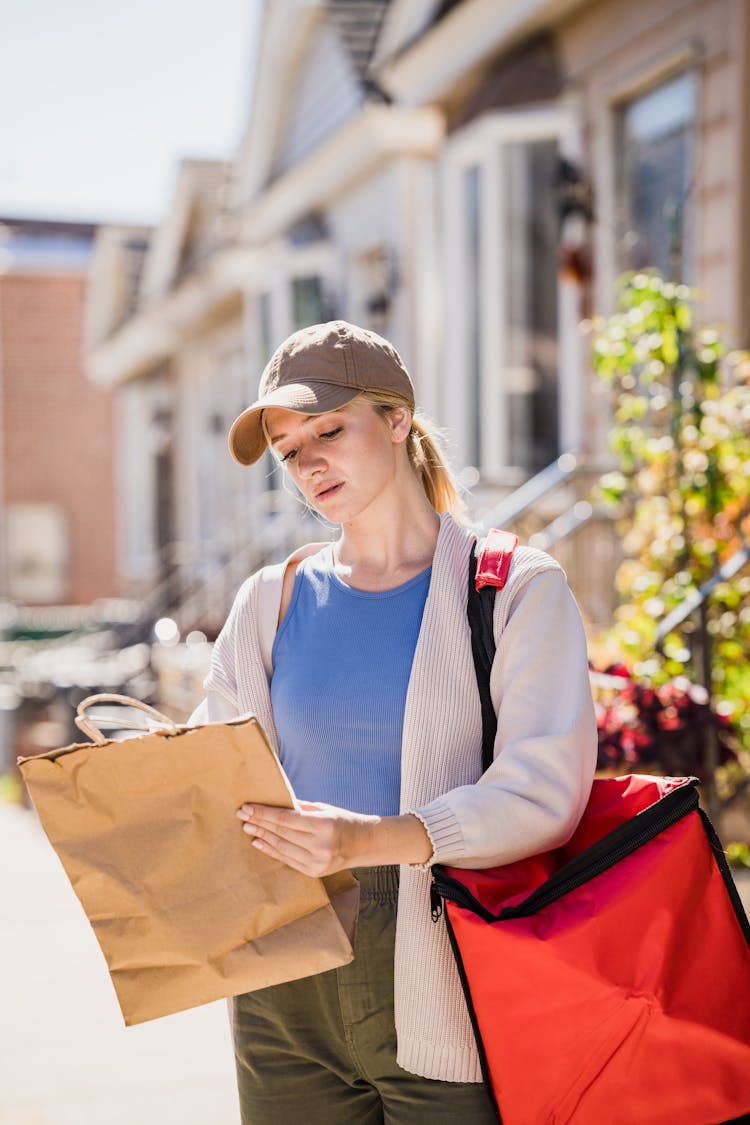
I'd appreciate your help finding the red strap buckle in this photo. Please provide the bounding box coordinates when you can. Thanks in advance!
[475,529,519,592]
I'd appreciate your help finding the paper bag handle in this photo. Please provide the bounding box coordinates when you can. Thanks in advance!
[75,693,179,746]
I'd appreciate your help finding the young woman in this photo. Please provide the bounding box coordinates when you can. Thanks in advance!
[195,320,597,1123]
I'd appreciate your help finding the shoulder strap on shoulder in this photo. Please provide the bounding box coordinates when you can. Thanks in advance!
[468,529,518,771]
[475,528,519,591]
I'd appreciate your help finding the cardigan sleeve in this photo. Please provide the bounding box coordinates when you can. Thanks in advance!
[191,573,259,721]
[411,568,597,868]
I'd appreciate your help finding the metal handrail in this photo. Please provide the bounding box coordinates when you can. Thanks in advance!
[650,539,750,821]
[527,501,594,551]
[173,507,332,631]
[654,542,750,647]
[479,452,579,531]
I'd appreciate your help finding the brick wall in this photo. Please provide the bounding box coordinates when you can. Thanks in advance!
[0,271,119,603]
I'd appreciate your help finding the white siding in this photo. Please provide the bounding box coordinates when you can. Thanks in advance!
[272,22,363,178]
[115,378,168,591]
[175,340,256,584]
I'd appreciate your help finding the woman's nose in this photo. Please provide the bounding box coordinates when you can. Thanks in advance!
[296,446,325,478]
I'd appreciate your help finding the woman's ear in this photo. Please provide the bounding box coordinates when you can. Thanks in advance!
[387,406,413,444]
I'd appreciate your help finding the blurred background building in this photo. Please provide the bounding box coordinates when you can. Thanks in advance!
[0,217,117,606]
[2,0,749,759]
[85,0,750,641]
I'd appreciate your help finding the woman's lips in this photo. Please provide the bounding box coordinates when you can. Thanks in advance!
[314,481,344,501]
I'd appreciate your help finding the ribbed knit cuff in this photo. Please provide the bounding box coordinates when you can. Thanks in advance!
[408,799,466,869]
[396,1037,483,1084]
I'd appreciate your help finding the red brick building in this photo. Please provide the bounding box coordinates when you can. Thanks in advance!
[0,218,118,605]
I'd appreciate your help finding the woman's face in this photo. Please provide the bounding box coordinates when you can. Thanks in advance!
[263,398,411,524]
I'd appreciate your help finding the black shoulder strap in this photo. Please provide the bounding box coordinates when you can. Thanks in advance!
[467,529,519,771]
[467,547,499,773]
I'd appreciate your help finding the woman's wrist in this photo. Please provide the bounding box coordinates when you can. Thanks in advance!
[353,812,433,867]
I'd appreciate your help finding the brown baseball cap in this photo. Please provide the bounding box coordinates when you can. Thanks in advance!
[228,320,415,465]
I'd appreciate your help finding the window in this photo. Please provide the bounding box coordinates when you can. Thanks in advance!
[258,291,282,496]
[4,503,69,603]
[464,165,482,466]
[291,275,325,330]
[443,106,581,478]
[616,71,697,281]
[503,138,560,473]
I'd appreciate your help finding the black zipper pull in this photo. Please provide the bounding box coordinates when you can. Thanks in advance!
[430,882,443,922]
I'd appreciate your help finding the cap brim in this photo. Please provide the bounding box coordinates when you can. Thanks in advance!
[228,382,362,465]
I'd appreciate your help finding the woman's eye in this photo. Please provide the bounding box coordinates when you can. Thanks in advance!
[278,426,340,463]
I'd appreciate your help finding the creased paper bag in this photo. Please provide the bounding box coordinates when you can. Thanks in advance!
[19,705,359,1025]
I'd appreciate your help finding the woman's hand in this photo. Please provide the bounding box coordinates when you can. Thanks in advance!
[236,801,432,875]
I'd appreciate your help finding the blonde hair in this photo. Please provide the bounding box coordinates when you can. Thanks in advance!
[360,390,468,522]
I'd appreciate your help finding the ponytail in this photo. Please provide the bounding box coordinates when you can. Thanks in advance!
[407,414,468,522]
[361,391,468,523]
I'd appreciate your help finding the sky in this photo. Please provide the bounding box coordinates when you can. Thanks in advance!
[0,0,260,226]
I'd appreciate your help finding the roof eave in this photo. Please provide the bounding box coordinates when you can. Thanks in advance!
[377,0,595,106]
[85,245,263,387]
[241,103,444,244]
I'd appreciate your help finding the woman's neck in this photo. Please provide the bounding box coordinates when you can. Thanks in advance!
[333,489,441,592]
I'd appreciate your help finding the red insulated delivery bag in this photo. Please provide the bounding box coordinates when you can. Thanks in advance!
[430,530,750,1124]
[431,774,750,1124]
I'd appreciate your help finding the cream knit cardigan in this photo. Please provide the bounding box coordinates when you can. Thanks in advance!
[197,512,597,1083]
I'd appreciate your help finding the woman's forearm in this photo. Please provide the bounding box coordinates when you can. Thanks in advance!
[237,803,433,875]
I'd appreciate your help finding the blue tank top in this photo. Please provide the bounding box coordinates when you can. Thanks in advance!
[270,548,431,816]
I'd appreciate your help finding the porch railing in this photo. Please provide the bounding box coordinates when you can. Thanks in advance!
[653,540,750,823]
[477,453,618,626]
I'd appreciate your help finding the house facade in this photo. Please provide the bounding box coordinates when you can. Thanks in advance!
[0,218,120,606]
[85,0,750,631]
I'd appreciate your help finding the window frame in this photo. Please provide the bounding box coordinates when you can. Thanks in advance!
[614,68,699,282]
[441,103,583,480]
[591,45,702,321]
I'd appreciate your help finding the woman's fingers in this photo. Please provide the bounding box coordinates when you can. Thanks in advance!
[246,824,313,868]
[239,804,354,875]
[237,804,317,836]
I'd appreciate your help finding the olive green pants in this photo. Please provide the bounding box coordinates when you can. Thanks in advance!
[232,866,497,1124]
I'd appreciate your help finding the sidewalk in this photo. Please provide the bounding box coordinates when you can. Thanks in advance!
[0,803,239,1125]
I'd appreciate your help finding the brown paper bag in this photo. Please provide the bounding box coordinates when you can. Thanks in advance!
[18,694,359,1025]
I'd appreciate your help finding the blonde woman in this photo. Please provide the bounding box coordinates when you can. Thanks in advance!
[195,321,597,1123]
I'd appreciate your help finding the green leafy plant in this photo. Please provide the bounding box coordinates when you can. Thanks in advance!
[590,271,750,782]
[726,841,750,869]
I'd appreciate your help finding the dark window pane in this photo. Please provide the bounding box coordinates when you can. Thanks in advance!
[464,164,482,467]
[617,71,697,280]
[259,292,280,493]
[501,139,560,473]
[292,276,324,330]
